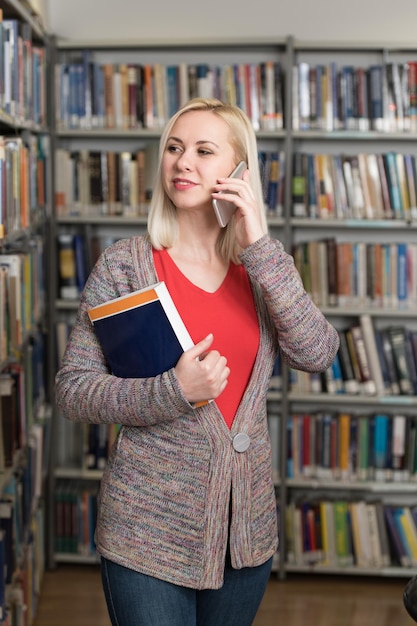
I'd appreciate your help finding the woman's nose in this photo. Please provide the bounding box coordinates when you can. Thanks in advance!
[176,153,192,171]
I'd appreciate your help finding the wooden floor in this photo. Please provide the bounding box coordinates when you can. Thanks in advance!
[33,564,416,626]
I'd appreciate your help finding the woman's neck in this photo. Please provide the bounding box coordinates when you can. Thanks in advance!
[166,244,229,293]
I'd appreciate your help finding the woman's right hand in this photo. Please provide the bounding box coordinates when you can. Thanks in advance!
[174,333,230,405]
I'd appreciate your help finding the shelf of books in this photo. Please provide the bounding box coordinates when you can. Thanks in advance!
[0,1,51,623]
[49,34,417,580]
[279,37,417,579]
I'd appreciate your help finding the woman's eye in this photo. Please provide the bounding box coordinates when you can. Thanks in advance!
[167,145,180,153]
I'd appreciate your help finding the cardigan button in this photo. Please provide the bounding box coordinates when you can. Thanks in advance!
[233,433,251,452]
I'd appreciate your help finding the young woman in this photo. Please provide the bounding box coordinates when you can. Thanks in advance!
[55,98,339,625]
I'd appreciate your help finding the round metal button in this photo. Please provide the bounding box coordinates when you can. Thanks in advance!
[233,433,251,453]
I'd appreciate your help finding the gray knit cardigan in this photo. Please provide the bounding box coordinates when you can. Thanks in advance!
[55,233,339,590]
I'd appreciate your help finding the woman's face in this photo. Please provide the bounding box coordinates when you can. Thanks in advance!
[162,110,237,214]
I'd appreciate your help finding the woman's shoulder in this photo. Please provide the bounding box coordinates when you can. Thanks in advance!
[103,234,150,256]
[98,234,155,289]
[89,234,148,279]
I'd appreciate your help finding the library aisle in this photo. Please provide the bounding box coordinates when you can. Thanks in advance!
[33,565,415,625]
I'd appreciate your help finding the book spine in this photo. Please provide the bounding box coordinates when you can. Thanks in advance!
[379,329,401,395]
[359,314,386,396]
[388,326,414,395]
[57,234,78,300]
[292,152,307,217]
[373,413,389,481]
[337,330,360,395]
[297,62,310,130]
[350,325,376,395]
[391,415,408,481]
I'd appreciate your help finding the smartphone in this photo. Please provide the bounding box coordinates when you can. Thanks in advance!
[212,161,247,228]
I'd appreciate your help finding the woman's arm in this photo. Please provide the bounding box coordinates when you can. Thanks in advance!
[240,235,339,372]
[55,243,195,426]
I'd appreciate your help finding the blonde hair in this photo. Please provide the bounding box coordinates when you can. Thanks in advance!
[147,98,268,264]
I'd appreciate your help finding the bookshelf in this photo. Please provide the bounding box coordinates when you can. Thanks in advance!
[48,34,417,581]
[0,1,51,623]
[282,37,417,579]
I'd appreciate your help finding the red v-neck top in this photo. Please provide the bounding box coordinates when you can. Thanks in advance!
[153,248,260,428]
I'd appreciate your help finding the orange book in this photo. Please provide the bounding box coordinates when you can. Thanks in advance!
[336,241,353,307]
[315,154,334,218]
[37,155,45,208]
[103,63,114,128]
[338,413,351,478]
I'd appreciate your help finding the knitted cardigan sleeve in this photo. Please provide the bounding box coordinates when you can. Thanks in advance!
[240,234,339,372]
[55,238,195,427]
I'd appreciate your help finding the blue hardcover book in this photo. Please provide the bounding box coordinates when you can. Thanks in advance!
[392,507,414,565]
[340,66,355,130]
[384,506,410,567]
[331,352,345,394]
[373,414,389,480]
[88,281,198,381]
[386,417,393,476]
[373,329,393,395]
[92,62,105,128]
[397,242,408,307]
[368,65,384,131]
[73,234,88,294]
[166,65,179,118]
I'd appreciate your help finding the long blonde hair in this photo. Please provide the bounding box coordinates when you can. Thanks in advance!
[147,98,268,264]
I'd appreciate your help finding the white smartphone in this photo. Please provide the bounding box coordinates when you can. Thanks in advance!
[212,161,247,228]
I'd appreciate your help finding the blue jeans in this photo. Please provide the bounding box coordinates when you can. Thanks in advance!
[101,553,273,626]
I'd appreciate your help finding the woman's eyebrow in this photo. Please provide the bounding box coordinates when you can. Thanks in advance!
[166,136,219,149]
[196,140,220,148]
